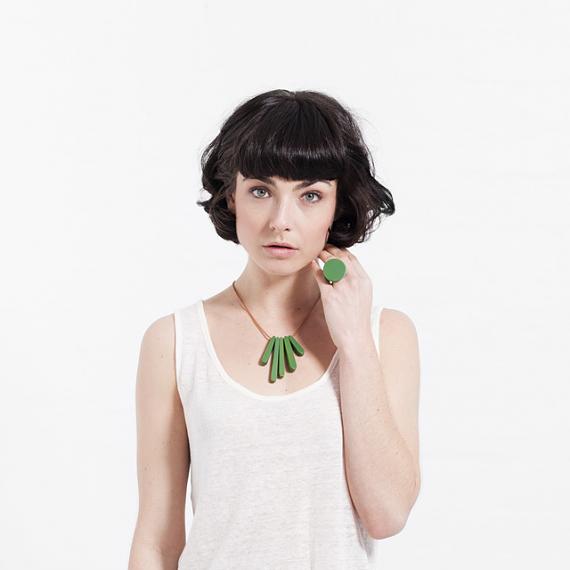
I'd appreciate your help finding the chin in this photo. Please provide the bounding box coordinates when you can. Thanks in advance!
[257,257,304,273]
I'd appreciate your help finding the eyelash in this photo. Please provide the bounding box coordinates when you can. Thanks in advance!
[249,187,323,203]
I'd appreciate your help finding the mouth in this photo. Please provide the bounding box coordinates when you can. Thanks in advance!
[263,243,298,250]
[262,244,299,257]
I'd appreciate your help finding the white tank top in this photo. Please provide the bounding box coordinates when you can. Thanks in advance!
[173,299,384,569]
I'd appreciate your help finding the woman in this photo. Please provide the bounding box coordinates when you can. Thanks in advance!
[128,89,421,569]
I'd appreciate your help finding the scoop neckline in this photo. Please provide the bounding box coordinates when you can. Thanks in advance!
[197,299,339,402]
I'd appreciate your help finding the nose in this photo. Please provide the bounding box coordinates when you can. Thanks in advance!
[268,199,294,232]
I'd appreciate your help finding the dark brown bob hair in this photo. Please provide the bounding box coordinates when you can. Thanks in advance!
[197,89,395,248]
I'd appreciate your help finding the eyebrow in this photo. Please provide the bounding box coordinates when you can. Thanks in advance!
[243,176,332,190]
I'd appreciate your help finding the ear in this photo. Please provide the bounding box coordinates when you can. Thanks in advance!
[227,191,235,214]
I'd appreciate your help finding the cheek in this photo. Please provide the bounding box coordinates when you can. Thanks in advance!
[308,224,330,250]
[234,209,265,241]
[315,221,330,235]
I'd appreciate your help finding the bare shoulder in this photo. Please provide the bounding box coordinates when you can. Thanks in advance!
[379,307,418,340]
[378,308,420,365]
[377,306,420,381]
[141,313,175,352]
[136,313,177,396]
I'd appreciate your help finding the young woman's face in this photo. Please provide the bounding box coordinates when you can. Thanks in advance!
[229,171,338,272]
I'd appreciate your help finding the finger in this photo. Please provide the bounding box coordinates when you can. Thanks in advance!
[324,243,345,255]
[311,258,329,287]
[316,249,337,262]
[327,245,358,265]
[324,244,352,261]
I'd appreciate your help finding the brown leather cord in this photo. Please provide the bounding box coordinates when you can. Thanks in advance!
[231,280,321,341]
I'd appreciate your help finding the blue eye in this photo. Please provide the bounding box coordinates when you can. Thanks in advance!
[303,191,322,203]
[249,187,322,203]
[250,187,269,198]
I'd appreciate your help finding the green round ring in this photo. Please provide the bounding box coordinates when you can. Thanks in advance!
[322,257,347,284]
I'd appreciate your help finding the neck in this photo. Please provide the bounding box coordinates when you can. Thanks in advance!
[233,258,321,319]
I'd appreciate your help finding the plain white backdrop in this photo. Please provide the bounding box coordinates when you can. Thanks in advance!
[1,1,568,568]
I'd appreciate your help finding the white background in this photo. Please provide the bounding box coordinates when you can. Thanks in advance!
[1,1,568,568]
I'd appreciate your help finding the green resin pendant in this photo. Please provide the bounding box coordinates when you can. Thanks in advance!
[260,334,305,383]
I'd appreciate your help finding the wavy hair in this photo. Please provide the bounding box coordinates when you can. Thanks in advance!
[197,89,395,247]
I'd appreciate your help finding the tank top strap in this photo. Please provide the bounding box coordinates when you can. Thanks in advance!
[173,301,204,401]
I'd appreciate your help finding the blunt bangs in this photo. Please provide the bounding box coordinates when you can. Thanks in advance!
[233,97,346,184]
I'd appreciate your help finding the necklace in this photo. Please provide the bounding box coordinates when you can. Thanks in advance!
[231,280,321,384]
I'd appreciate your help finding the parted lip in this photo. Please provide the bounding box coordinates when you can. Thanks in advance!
[264,241,297,249]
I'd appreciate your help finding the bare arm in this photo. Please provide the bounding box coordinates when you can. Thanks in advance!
[339,308,421,539]
[128,314,190,570]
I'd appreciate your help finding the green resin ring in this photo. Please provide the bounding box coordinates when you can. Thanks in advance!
[322,257,346,284]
